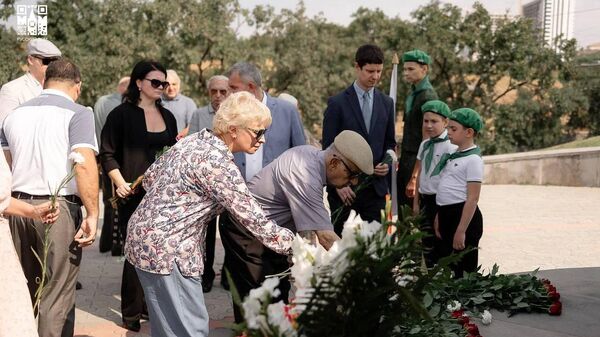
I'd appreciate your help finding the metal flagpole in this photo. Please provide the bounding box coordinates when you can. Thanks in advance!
[389,52,399,110]
[389,52,399,220]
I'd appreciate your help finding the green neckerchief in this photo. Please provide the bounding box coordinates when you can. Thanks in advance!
[420,134,449,173]
[405,75,433,118]
[431,146,481,176]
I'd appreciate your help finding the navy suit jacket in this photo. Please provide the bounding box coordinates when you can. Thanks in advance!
[234,93,306,180]
[322,84,396,196]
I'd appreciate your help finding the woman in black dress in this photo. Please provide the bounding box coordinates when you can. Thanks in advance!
[100,60,177,331]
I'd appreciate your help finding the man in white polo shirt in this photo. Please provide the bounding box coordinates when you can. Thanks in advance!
[0,38,62,125]
[1,59,98,337]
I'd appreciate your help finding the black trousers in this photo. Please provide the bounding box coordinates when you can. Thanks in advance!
[98,168,115,253]
[202,217,217,283]
[437,202,483,278]
[219,213,290,323]
[118,195,147,321]
[419,193,439,268]
[397,150,418,209]
[327,184,386,237]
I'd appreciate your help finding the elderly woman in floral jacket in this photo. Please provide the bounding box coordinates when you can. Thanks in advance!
[124,91,294,337]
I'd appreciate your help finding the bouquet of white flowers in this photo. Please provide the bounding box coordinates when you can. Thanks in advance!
[235,206,561,337]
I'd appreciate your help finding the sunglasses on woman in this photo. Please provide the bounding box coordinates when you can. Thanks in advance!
[144,78,170,89]
[246,127,267,140]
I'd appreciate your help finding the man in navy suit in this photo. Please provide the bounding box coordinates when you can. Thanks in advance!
[219,62,306,322]
[322,44,396,235]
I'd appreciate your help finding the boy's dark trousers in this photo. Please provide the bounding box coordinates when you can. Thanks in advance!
[437,202,483,278]
[419,193,439,268]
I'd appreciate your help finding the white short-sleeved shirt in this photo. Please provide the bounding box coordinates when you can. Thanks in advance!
[436,146,484,206]
[416,130,458,195]
[1,89,98,196]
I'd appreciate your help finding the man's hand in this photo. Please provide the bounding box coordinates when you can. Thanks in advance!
[453,229,466,251]
[405,178,416,198]
[373,163,389,177]
[74,216,98,247]
[336,187,356,206]
[315,230,340,250]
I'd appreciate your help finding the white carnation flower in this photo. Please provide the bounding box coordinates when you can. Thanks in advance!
[243,298,262,329]
[481,310,492,325]
[68,151,85,164]
[359,220,382,239]
[291,258,314,289]
[267,301,296,336]
[248,277,281,302]
[446,300,461,312]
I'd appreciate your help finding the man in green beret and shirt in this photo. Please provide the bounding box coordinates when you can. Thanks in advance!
[398,49,439,209]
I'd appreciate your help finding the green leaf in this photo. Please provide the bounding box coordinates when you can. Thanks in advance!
[471,296,486,304]
[409,326,421,334]
[491,284,503,290]
[423,292,433,307]
[429,304,441,317]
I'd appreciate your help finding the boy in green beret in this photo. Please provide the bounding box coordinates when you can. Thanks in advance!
[432,108,484,278]
[398,49,438,210]
[410,100,457,268]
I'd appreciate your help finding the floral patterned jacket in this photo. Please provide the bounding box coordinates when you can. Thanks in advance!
[125,129,294,276]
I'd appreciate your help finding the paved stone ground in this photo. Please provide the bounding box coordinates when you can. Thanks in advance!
[73,185,600,337]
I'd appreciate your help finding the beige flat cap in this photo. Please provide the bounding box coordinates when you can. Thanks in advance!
[27,38,61,57]
[334,130,374,175]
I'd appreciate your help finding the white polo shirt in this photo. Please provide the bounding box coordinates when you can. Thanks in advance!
[416,130,457,195]
[1,89,98,196]
[436,146,484,206]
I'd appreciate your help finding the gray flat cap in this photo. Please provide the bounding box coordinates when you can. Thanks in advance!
[334,130,374,175]
[27,38,61,57]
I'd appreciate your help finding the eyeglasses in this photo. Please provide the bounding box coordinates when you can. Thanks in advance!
[334,154,361,180]
[246,127,267,140]
[34,56,60,66]
[210,89,228,96]
[144,78,170,89]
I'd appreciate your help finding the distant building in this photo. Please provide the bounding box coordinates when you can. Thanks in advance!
[522,0,575,50]
[585,42,600,51]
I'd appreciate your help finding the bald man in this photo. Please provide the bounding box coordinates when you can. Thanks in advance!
[162,69,197,139]
[188,75,229,135]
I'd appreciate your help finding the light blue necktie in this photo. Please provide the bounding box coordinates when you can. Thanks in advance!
[362,91,372,133]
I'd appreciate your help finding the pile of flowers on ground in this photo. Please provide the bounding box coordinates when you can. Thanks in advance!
[234,207,561,337]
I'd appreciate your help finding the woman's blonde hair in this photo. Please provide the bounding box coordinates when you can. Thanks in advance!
[212,91,272,134]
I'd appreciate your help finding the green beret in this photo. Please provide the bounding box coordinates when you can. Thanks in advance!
[402,49,431,65]
[450,108,483,132]
[421,100,450,118]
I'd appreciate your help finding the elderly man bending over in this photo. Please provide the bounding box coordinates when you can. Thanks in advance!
[225,130,374,322]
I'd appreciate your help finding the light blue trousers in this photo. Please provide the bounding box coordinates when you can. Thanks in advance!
[136,265,209,337]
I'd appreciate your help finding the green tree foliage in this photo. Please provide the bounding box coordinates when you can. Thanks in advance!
[573,51,600,135]
[0,0,589,153]
[37,0,240,106]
